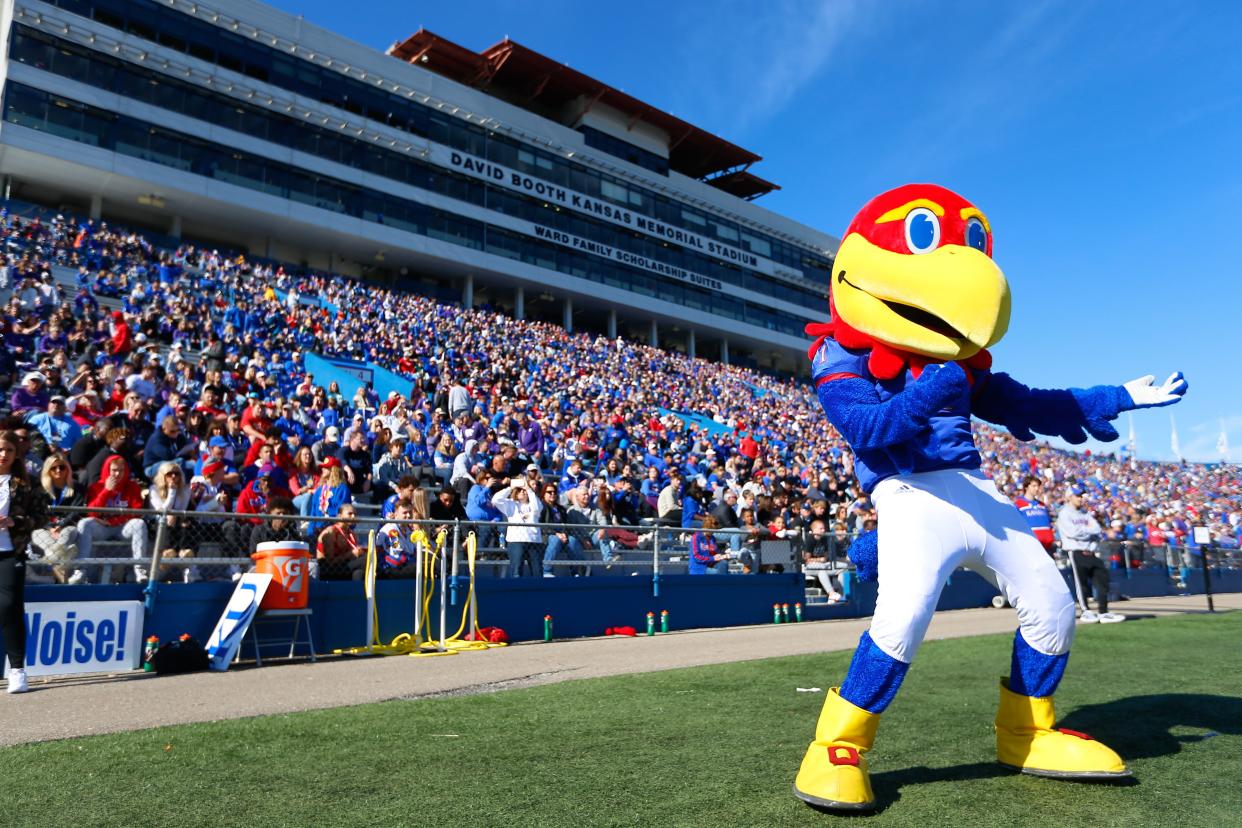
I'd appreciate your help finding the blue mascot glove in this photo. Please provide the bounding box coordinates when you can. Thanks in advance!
[847,529,879,582]
[910,361,970,417]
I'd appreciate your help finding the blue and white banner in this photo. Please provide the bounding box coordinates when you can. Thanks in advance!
[303,353,413,403]
[3,601,143,678]
[205,574,272,672]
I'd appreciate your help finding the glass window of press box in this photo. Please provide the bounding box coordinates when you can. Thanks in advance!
[2,83,812,339]
[7,25,827,310]
[33,0,833,285]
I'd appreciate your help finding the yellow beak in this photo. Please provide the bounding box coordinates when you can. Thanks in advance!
[832,232,1011,360]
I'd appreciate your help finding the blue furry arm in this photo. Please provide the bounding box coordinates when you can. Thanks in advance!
[847,529,878,582]
[815,362,969,451]
[971,372,1131,444]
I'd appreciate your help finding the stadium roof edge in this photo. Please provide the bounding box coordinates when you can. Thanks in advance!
[387,29,775,193]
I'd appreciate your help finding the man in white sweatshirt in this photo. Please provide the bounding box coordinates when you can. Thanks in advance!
[493,481,543,578]
[1055,487,1122,623]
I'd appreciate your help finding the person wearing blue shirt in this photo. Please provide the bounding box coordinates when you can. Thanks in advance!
[602,421,627,453]
[223,304,244,332]
[274,403,307,443]
[382,476,418,519]
[465,467,504,552]
[26,396,81,451]
[143,415,194,479]
[465,469,503,521]
[193,436,236,478]
[558,458,589,497]
[681,481,707,530]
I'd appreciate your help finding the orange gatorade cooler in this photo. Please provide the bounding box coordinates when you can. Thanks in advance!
[251,541,311,609]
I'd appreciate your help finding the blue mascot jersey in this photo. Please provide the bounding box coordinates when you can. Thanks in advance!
[811,338,983,493]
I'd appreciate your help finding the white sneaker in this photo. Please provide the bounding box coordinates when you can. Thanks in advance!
[1078,610,1100,623]
[1099,612,1126,624]
[66,569,88,585]
[6,668,28,694]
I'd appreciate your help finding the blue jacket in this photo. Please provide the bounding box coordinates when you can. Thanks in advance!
[465,483,503,522]
[811,337,1133,493]
[681,495,704,529]
[688,532,719,575]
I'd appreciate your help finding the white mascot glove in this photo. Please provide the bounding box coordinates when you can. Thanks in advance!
[1123,372,1188,409]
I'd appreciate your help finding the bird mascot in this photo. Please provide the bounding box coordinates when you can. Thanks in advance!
[793,184,1188,811]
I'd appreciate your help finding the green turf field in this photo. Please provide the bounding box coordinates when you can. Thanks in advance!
[1,612,1238,828]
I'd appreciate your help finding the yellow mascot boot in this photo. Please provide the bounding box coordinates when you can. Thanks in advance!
[793,687,880,810]
[995,679,1130,778]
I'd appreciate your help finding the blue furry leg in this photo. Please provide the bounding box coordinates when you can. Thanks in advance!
[1008,628,1069,698]
[839,631,910,713]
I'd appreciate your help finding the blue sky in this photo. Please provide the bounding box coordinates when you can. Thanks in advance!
[267,0,1241,462]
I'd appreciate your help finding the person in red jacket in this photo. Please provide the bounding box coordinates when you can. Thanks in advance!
[242,427,294,474]
[738,431,759,461]
[108,311,132,361]
[76,455,148,583]
[236,467,288,525]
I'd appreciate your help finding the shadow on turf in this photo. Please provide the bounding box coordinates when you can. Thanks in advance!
[812,693,1241,814]
[1058,694,1242,760]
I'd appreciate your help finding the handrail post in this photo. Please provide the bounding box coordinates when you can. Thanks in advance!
[450,520,461,607]
[652,526,660,597]
[468,531,479,637]
[144,504,169,616]
[438,527,448,652]
[413,537,425,648]
[1203,542,1215,613]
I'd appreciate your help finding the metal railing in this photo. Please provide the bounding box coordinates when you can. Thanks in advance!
[31,506,838,593]
[29,506,1237,596]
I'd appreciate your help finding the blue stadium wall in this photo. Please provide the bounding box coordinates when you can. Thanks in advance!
[25,568,1240,654]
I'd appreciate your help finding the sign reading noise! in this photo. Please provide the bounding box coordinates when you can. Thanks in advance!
[2,601,144,678]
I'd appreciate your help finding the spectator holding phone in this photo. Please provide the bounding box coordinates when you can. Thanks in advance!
[493,480,542,578]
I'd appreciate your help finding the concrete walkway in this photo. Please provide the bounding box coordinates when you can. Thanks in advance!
[1,593,1235,747]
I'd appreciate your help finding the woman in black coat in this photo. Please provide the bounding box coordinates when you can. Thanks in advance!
[30,452,87,584]
[1,430,50,693]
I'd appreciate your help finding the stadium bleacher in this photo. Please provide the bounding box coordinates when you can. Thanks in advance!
[0,200,1236,591]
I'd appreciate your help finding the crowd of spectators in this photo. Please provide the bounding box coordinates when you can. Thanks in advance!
[0,205,1236,587]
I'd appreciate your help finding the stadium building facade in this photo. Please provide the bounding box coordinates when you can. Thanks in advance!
[0,0,838,371]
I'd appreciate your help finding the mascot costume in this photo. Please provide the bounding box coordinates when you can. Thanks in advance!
[792,184,1187,811]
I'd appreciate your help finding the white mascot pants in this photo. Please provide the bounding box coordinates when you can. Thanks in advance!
[869,469,1076,664]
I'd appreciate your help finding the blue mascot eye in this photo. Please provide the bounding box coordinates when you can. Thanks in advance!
[904,208,940,254]
[966,217,988,252]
